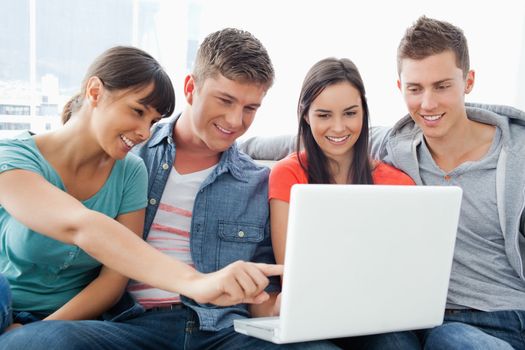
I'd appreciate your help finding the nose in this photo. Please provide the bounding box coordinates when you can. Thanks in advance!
[224,107,243,129]
[421,90,438,111]
[136,121,151,141]
[332,116,346,133]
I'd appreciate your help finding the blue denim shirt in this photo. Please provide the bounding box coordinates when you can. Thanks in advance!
[105,114,278,331]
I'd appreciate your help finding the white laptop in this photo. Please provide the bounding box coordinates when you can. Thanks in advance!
[234,184,462,344]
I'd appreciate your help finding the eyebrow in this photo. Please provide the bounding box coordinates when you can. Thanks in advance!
[217,91,261,108]
[135,102,154,111]
[314,105,359,113]
[405,79,454,86]
[344,105,359,111]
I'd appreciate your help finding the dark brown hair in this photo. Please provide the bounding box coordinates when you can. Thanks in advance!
[62,46,175,123]
[297,57,373,185]
[397,16,470,78]
[192,28,274,89]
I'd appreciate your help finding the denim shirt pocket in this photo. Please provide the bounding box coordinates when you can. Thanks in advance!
[217,221,265,268]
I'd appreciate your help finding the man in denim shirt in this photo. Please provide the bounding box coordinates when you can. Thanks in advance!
[0,29,339,350]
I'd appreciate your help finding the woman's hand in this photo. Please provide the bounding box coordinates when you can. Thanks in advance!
[186,261,283,306]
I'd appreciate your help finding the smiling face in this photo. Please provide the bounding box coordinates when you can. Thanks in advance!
[398,50,475,142]
[305,81,363,164]
[180,74,267,153]
[90,81,162,159]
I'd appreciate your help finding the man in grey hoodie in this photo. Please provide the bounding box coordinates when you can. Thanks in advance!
[356,16,525,350]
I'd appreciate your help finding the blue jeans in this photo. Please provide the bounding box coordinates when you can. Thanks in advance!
[421,310,523,350]
[0,274,12,334]
[338,310,525,350]
[333,330,421,350]
[0,304,341,349]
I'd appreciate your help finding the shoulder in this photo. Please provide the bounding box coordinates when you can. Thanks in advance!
[270,152,307,183]
[372,161,415,185]
[121,152,147,170]
[231,148,270,183]
[236,149,270,172]
[0,134,36,155]
[0,136,43,167]
[272,152,303,174]
[111,153,148,187]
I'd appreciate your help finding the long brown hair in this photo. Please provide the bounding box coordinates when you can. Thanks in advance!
[296,57,373,185]
[61,46,175,124]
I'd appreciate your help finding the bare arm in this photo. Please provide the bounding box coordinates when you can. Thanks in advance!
[44,210,144,321]
[0,169,282,306]
[270,199,290,265]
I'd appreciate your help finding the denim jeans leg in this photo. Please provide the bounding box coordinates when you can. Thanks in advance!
[0,274,12,334]
[422,310,525,350]
[186,310,342,350]
[191,327,343,350]
[333,330,422,350]
[0,308,188,350]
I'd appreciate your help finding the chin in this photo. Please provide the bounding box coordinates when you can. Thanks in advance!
[206,141,232,153]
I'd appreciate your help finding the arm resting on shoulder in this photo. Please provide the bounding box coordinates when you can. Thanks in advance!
[239,135,296,161]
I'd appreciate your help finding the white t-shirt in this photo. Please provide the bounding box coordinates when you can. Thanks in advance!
[128,165,216,308]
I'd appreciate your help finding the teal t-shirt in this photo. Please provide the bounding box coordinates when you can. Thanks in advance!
[0,134,148,314]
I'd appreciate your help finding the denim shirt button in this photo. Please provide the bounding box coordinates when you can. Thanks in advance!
[162,163,169,170]
[237,230,245,238]
[149,198,157,205]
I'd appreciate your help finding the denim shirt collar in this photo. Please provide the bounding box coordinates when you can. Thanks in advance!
[149,113,248,183]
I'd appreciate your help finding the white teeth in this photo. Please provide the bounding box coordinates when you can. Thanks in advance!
[215,124,233,134]
[326,135,350,143]
[120,134,135,148]
[422,114,442,121]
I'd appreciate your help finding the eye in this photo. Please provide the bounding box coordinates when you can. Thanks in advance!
[316,113,329,118]
[219,98,232,105]
[437,84,451,90]
[151,118,161,126]
[133,108,144,117]
[407,86,421,93]
[345,111,357,117]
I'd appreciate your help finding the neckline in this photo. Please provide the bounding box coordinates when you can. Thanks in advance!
[24,136,117,203]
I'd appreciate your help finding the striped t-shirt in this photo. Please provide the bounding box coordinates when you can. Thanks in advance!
[128,164,216,308]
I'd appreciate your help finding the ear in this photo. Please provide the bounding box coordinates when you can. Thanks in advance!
[184,75,195,105]
[304,115,310,125]
[464,70,475,94]
[85,76,104,106]
[397,79,402,91]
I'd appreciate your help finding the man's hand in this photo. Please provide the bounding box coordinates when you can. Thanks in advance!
[186,261,283,306]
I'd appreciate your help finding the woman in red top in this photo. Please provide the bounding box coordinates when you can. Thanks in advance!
[269,57,415,268]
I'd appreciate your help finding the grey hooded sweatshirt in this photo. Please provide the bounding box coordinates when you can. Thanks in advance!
[370,103,525,310]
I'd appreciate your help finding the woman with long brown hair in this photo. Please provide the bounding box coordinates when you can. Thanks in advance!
[269,57,414,267]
